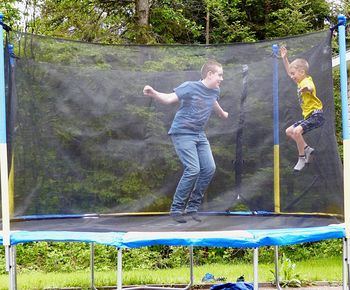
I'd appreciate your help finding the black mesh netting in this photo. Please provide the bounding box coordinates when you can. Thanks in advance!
[4,30,343,217]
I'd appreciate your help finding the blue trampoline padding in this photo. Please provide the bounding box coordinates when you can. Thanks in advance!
[2,231,125,247]
[0,224,345,248]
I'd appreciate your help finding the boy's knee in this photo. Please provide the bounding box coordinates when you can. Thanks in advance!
[211,164,217,174]
[186,166,201,177]
[205,164,216,176]
[294,125,303,135]
[286,127,293,137]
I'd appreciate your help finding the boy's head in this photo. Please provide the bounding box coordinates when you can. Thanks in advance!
[289,58,309,83]
[201,60,223,89]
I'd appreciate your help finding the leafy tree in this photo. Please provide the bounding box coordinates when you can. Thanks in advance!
[0,0,22,27]
[149,0,203,43]
[2,0,339,44]
[264,0,331,38]
[34,0,134,43]
[204,0,256,43]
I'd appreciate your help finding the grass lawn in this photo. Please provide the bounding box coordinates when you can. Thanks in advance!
[0,257,342,290]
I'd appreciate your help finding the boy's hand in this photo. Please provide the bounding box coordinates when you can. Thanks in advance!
[143,85,157,97]
[280,46,288,59]
[222,111,229,118]
[300,86,312,93]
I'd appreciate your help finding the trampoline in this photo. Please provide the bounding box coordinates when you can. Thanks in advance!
[4,213,344,246]
[0,14,350,290]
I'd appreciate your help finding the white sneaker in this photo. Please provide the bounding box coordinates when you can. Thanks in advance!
[294,156,306,171]
[304,146,314,163]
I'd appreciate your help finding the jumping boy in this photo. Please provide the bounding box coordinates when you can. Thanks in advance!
[143,60,228,223]
[280,46,325,171]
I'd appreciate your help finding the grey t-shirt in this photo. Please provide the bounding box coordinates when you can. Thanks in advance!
[168,81,220,135]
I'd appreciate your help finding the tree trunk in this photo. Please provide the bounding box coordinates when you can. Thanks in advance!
[136,0,149,26]
[206,9,210,45]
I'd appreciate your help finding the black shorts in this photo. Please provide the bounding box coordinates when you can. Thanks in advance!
[293,112,325,134]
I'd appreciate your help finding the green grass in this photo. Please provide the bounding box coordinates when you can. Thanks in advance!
[0,257,342,290]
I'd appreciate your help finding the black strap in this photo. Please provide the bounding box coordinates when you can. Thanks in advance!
[0,21,12,32]
[330,22,350,32]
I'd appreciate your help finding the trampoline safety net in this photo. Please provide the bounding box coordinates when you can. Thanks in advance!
[2,30,343,221]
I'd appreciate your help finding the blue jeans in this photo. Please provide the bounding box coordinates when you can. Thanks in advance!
[170,133,216,214]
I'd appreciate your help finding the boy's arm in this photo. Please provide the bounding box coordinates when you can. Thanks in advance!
[300,79,314,93]
[300,86,313,93]
[213,101,229,119]
[280,46,291,76]
[143,85,179,104]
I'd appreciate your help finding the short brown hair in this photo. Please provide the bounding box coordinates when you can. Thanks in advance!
[290,58,309,73]
[201,60,222,79]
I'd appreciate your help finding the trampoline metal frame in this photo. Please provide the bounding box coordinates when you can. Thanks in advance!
[9,240,349,290]
[343,238,348,290]
[8,242,272,290]
[274,246,282,290]
[5,241,293,290]
[93,243,195,290]
[345,237,350,290]
[8,245,16,290]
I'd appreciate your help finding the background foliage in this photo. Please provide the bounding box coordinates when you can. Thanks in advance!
[0,0,347,44]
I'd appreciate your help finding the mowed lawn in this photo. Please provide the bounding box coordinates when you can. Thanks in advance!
[0,257,342,290]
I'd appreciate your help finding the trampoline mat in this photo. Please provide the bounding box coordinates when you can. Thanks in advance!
[8,213,343,233]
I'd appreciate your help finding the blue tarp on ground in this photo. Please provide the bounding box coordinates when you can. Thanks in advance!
[211,282,254,290]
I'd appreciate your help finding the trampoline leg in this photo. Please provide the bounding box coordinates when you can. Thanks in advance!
[348,238,350,290]
[185,246,194,290]
[274,246,282,290]
[253,247,258,289]
[90,242,97,290]
[7,245,17,290]
[343,238,349,290]
[117,248,123,290]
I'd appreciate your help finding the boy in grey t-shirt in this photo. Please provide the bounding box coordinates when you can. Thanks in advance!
[143,60,228,223]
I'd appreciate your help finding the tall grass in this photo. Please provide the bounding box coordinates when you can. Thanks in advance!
[0,257,342,290]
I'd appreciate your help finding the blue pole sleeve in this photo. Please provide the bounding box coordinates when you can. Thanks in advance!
[8,44,14,66]
[272,44,279,145]
[0,14,7,144]
[338,14,349,140]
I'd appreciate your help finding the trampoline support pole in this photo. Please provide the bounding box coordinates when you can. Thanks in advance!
[343,238,348,290]
[117,248,122,290]
[189,246,194,288]
[8,245,17,290]
[272,43,280,213]
[347,238,350,289]
[274,246,282,290]
[90,242,97,290]
[0,14,12,285]
[338,14,350,290]
[253,248,258,289]
[348,239,350,290]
